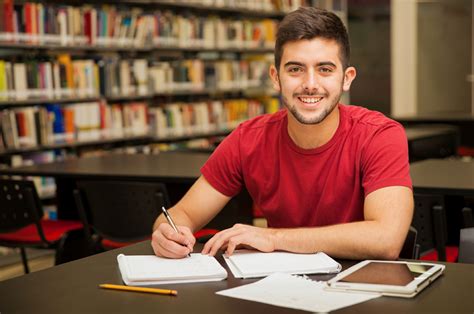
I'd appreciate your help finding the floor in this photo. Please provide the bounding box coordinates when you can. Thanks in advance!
[0,248,55,282]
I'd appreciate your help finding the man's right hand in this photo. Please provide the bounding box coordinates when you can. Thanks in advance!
[151,223,196,258]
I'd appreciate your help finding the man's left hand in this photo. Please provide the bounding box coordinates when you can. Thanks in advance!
[201,224,277,256]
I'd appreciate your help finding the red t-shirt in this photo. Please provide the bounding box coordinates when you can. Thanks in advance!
[201,104,412,228]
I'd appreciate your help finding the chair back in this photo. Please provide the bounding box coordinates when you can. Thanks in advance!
[458,227,474,263]
[74,180,170,243]
[399,226,420,259]
[412,193,447,260]
[0,179,48,243]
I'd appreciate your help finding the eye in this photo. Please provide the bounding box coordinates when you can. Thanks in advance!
[319,67,333,73]
[287,66,303,73]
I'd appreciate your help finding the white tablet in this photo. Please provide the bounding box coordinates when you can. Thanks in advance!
[327,260,445,298]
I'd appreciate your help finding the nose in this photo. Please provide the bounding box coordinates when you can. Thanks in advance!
[301,69,319,93]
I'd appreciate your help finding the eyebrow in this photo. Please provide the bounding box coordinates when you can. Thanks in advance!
[283,61,337,68]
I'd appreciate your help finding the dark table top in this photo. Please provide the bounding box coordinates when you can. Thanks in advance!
[410,158,474,196]
[395,113,474,122]
[0,241,473,314]
[0,152,211,183]
[404,124,459,141]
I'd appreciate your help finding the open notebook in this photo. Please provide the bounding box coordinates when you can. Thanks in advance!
[224,250,341,278]
[117,254,227,286]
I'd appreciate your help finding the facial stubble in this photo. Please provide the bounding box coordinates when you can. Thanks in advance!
[279,80,343,125]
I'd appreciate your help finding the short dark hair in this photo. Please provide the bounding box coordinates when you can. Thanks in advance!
[275,7,350,70]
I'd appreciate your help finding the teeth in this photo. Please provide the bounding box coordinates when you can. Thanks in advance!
[299,97,322,104]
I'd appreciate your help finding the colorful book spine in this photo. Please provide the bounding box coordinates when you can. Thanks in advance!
[0,3,282,50]
[148,97,278,139]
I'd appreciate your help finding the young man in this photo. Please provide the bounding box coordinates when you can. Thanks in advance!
[151,7,413,260]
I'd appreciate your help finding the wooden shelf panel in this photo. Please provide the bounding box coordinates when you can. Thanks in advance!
[0,131,233,156]
[0,88,274,106]
[0,97,101,107]
[0,41,273,54]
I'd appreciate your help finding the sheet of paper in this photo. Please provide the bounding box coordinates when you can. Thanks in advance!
[224,250,341,278]
[217,273,380,313]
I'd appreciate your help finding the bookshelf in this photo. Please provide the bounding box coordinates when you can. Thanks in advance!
[0,0,347,197]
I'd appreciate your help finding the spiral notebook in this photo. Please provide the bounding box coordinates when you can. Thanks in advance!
[217,273,381,313]
[117,254,228,286]
[224,250,341,278]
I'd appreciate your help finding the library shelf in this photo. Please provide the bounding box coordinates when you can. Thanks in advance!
[0,88,275,107]
[0,130,241,157]
[0,96,101,108]
[150,130,231,143]
[0,0,294,166]
[92,0,286,18]
[0,42,274,54]
[0,135,152,156]
[106,88,275,102]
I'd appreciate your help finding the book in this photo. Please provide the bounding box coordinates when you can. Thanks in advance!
[3,0,14,34]
[0,60,7,99]
[224,249,341,278]
[117,253,228,286]
[13,63,28,99]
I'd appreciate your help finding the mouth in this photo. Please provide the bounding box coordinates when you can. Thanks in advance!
[296,96,323,106]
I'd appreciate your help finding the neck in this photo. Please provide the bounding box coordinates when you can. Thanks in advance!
[286,106,340,149]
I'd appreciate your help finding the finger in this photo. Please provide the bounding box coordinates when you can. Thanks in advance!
[163,226,192,247]
[220,241,251,252]
[155,225,192,258]
[201,226,239,254]
[202,229,230,255]
[225,234,248,256]
[178,226,196,250]
[151,236,162,257]
[203,228,244,256]
[152,236,180,258]
[157,234,191,258]
[202,225,248,254]
[151,229,169,257]
[201,235,214,255]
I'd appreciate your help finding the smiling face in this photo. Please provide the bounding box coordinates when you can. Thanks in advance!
[270,37,356,125]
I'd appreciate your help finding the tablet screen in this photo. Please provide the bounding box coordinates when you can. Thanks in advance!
[339,262,435,286]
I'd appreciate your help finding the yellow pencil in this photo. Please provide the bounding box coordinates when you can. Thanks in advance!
[99,284,178,296]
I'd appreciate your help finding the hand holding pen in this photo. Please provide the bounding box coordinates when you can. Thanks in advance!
[161,206,192,257]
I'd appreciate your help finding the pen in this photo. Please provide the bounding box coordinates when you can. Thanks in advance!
[99,284,177,296]
[161,206,191,257]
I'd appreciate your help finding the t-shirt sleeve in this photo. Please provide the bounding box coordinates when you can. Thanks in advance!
[200,126,243,197]
[361,123,412,196]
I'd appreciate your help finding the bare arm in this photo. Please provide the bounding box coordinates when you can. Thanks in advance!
[151,175,231,258]
[202,186,414,260]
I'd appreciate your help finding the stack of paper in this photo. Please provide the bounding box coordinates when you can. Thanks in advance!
[117,253,227,286]
[224,250,341,278]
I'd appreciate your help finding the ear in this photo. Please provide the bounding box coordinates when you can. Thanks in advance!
[342,66,357,92]
[269,64,281,92]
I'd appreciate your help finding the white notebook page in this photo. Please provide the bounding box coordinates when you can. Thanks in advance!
[117,254,227,285]
[225,250,341,278]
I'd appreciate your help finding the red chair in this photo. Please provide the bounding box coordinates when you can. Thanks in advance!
[420,246,459,262]
[0,179,83,273]
[194,229,219,244]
